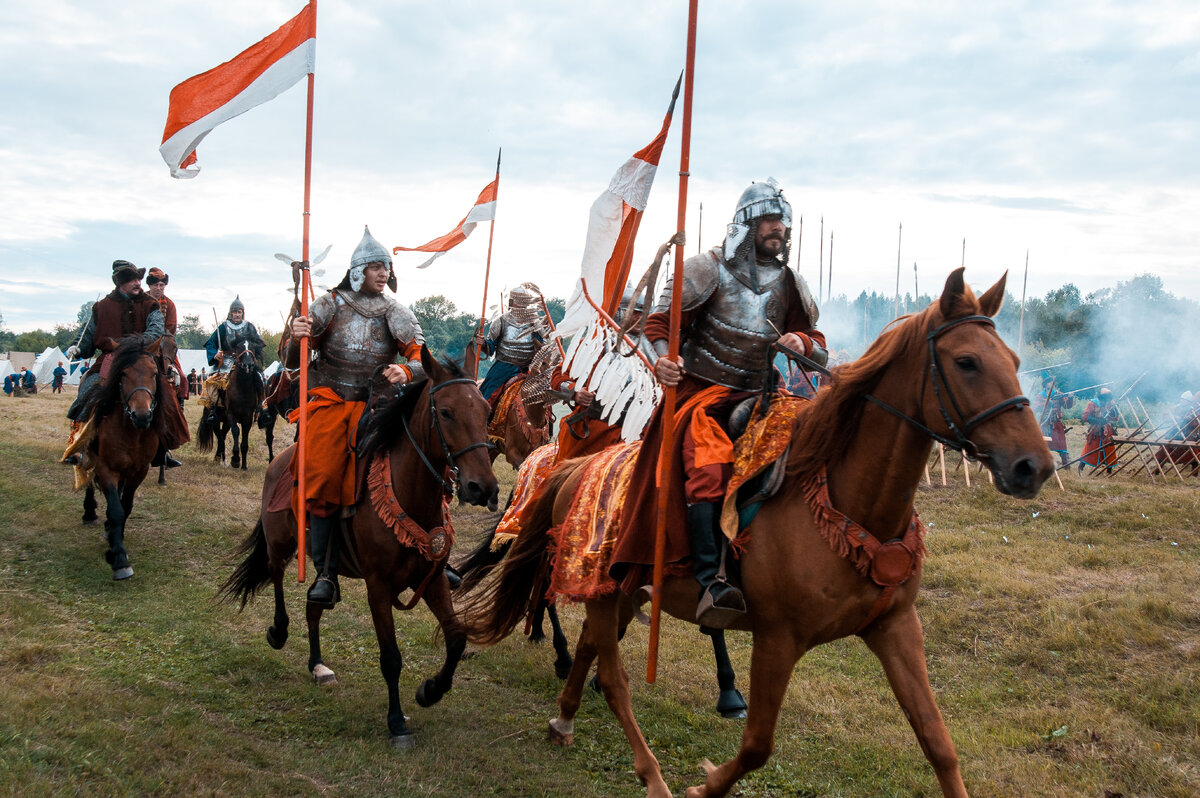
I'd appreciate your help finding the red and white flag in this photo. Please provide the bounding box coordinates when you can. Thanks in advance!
[556,76,680,336]
[159,4,316,179]
[392,178,498,269]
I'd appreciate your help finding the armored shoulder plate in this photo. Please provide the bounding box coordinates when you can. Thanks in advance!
[793,272,819,326]
[651,248,721,315]
[309,292,337,337]
[386,300,424,348]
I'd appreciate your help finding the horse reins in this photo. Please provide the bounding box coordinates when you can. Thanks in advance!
[400,377,494,497]
[775,314,1029,458]
[121,354,159,423]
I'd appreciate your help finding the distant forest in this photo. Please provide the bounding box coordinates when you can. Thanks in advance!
[3,273,1195,404]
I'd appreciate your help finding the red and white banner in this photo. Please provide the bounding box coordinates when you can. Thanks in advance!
[556,77,680,336]
[159,4,316,179]
[392,178,498,269]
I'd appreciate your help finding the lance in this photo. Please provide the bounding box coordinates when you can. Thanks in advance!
[827,229,834,302]
[70,293,103,361]
[894,223,902,319]
[961,237,966,268]
[1017,250,1029,356]
[697,202,703,255]
[295,0,318,582]
[473,148,503,379]
[1056,380,1113,397]
[913,261,919,311]
[648,0,697,684]
[1019,361,1071,375]
[818,216,824,301]
[795,214,802,270]
[212,307,224,356]
[1037,375,1058,427]
[1115,370,1148,403]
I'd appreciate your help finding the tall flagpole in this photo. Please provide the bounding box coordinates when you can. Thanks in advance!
[1017,249,1029,356]
[296,0,317,582]
[474,148,502,378]
[648,0,698,684]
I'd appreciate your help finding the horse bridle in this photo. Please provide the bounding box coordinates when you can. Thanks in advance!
[400,377,494,497]
[121,356,159,423]
[779,315,1029,460]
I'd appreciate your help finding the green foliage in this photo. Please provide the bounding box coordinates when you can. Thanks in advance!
[175,314,209,349]
[12,329,54,352]
[411,294,479,365]
[259,329,284,364]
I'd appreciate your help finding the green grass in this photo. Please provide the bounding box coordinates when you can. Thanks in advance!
[0,391,1197,796]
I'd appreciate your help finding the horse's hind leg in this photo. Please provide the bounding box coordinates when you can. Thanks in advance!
[265,421,275,463]
[157,463,166,486]
[861,606,968,798]
[414,572,465,709]
[305,602,335,685]
[82,486,98,526]
[365,579,412,747]
[547,602,574,679]
[709,630,747,719]
[550,617,599,746]
[266,533,291,649]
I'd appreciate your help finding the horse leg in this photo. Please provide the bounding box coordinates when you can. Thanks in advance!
[265,419,275,463]
[230,423,242,469]
[266,527,292,650]
[414,571,465,709]
[240,421,250,470]
[709,630,747,719]
[306,602,336,685]
[861,606,968,798]
[528,600,547,643]
[102,481,133,580]
[584,595,671,798]
[82,485,98,526]
[215,422,226,464]
[549,617,599,746]
[547,602,574,680]
[365,578,412,748]
[685,631,802,798]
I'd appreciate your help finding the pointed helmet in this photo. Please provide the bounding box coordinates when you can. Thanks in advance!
[228,295,245,317]
[724,177,794,267]
[348,225,394,291]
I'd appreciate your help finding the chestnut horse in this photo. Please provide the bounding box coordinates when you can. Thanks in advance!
[458,269,1054,797]
[79,338,168,580]
[220,349,499,747]
[490,385,552,469]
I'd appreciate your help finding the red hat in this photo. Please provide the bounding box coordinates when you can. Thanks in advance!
[147,267,169,285]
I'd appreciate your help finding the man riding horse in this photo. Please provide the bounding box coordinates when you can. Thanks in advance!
[288,225,427,609]
[473,283,547,409]
[63,259,190,468]
[615,178,828,628]
[201,296,266,424]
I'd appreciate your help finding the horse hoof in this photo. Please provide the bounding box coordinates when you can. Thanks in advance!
[717,689,747,719]
[113,566,134,581]
[415,678,448,708]
[547,718,574,746]
[82,517,98,526]
[266,627,287,650]
[389,733,415,751]
[554,660,574,680]
[311,663,337,685]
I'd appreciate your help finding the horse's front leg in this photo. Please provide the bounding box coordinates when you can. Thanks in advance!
[230,422,242,469]
[305,601,335,685]
[240,421,250,470]
[215,423,226,464]
[265,419,275,463]
[686,629,802,798]
[365,578,412,748]
[709,629,747,719]
[101,479,133,580]
[546,602,574,679]
[414,569,465,708]
[82,485,98,526]
[861,605,968,798]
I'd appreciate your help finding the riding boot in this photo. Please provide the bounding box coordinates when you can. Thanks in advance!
[688,502,746,628]
[307,514,341,609]
[152,444,183,469]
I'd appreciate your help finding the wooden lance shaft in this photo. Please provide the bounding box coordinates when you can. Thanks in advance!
[474,148,502,379]
[296,14,316,582]
[648,0,698,684]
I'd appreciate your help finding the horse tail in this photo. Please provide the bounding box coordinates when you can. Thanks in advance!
[216,518,271,610]
[196,413,215,452]
[452,525,511,595]
[458,459,585,646]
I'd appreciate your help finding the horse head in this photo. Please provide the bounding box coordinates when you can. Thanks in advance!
[902,268,1054,497]
[114,340,160,431]
[417,345,500,511]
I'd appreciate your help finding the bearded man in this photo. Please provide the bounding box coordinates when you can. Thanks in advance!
[612,179,827,628]
[201,296,265,423]
[288,226,426,608]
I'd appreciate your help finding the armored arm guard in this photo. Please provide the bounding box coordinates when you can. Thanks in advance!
[142,307,165,346]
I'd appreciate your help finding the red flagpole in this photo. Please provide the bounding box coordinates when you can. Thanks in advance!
[296,0,317,582]
[474,148,502,379]
[648,0,698,683]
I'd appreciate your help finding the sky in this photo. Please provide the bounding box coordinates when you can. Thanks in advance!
[2,0,1199,336]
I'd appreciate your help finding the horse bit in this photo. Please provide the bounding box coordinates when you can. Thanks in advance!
[401,377,494,497]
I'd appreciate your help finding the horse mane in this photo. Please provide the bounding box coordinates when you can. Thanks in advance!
[84,337,165,434]
[786,289,980,478]
[356,357,467,463]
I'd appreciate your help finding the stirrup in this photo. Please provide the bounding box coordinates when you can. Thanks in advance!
[307,576,339,609]
[696,582,746,629]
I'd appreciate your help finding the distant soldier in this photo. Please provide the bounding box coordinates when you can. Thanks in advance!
[200,296,265,423]
[1034,373,1074,467]
[1080,387,1119,473]
[52,361,67,393]
[472,284,547,409]
[20,366,36,394]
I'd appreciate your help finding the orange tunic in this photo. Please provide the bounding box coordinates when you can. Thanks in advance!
[1081,400,1118,468]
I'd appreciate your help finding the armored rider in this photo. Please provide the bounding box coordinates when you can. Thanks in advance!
[288,226,426,608]
[63,259,189,463]
[473,284,547,408]
[613,179,827,628]
[201,296,265,423]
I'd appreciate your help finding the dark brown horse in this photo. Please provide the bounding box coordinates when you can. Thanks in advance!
[458,269,1054,797]
[78,338,168,580]
[220,348,499,747]
[488,382,553,470]
[197,342,264,469]
[257,368,298,463]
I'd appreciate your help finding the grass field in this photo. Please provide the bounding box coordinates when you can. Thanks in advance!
[1,390,1197,797]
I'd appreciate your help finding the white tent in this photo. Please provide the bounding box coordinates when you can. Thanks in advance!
[33,347,68,385]
[0,360,13,385]
[178,349,210,379]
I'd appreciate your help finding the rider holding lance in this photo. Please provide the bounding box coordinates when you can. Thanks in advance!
[473,284,546,408]
[201,296,266,423]
[613,179,827,628]
[288,226,426,609]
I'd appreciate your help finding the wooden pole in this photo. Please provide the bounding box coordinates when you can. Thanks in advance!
[473,148,503,379]
[827,229,834,302]
[648,0,698,684]
[295,0,317,582]
[894,223,902,319]
[697,202,703,255]
[818,216,824,301]
[1017,250,1029,357]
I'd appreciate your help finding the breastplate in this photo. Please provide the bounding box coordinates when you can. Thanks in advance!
[311,294,400,401]
[495,318,539,367]
[681,260,790,391]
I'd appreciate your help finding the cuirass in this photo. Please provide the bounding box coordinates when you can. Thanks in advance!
[681,260,790,391]
[310,292,407,401]
[493,317,540,367]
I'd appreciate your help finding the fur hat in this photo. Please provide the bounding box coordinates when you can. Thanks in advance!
[112,259,145,285]
[147,267,169,285]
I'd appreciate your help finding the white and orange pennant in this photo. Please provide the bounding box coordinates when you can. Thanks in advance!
[159,3,316,179]
[392,178,498,269]
[555,76,681,337]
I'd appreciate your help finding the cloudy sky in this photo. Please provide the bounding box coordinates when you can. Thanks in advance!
[2,0,1198,335]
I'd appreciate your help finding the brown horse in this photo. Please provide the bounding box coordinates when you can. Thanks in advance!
[220,348,499,747]
[492,389,552,469]
[458,269,1054,797]
[78,338,168,580]
[196,342,264,469]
